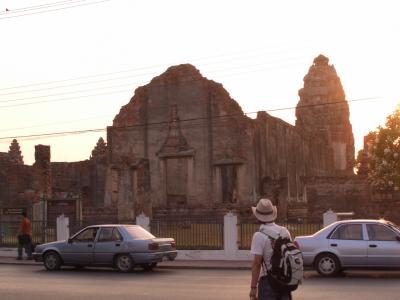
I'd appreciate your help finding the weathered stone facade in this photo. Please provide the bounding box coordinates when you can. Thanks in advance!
[3,55,386,223]
[103,61,345,220]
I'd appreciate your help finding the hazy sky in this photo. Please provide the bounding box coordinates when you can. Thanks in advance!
[1,0,399,165]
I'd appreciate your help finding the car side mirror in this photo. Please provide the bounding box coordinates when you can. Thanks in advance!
[396,236,400,242]
[67,238,73,244]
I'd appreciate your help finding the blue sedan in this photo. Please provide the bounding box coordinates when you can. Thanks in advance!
[33,224,177,272]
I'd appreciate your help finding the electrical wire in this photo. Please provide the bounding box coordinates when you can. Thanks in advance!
[0,58,309,108]
[0,0,110,20]
[0,54,307,97]
[0,96,382,142]
[0,0,88,15]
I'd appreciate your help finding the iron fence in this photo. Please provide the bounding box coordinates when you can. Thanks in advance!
[237,222,322,250]
[150,218,224,250]
[0,221,56,247]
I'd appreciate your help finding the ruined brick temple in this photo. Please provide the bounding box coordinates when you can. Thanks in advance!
[3,55,391,223]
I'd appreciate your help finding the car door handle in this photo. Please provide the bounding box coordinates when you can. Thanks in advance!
[369,244,377,248]
[88,244,93,248]
[330,243,337,247]
[115,243,120,247]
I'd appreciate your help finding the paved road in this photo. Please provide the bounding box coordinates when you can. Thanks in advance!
[1,265,400,300]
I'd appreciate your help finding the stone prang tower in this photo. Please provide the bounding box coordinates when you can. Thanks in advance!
[296,55,355,175]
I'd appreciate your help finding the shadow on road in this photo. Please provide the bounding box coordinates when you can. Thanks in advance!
[33,267,178,278]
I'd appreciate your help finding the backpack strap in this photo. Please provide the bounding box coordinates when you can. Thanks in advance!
[258,229,276,273]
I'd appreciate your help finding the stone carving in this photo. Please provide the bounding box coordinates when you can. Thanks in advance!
[157,105,193,157]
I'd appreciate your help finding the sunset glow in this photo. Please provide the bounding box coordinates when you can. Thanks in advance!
[1,0,399,164]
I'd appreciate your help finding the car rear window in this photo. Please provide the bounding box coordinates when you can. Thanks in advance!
[330,224,363,240]
[125,226,155,239]
[367,224,398,241]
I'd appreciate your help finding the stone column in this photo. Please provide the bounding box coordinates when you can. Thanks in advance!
[136,213,150,232]
[323,209,337,227]
[56,214,70,241]
[224,212,238,256]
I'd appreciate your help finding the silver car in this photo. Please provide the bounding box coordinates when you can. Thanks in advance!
[294,219,400,276]
[33,224,177,272]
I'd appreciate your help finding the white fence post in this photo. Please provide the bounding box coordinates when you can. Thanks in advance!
[224,212,238,257]
[136,213,150,232]
[56,214,69,241]
[323,209,337,227]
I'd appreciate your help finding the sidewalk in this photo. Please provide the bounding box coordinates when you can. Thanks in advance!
[0,248,251,270]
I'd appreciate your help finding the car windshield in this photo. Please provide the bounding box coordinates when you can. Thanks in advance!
[124,225,155,239]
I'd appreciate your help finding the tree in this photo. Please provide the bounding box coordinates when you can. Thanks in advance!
[358,106,400,191]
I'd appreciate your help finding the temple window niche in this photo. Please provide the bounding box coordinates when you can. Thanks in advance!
[221,164,237,203]
[157,105,195,208]
[165,157,189,205]
[214,159,243,204]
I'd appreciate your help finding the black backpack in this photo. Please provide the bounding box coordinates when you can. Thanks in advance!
[260,231,304,292]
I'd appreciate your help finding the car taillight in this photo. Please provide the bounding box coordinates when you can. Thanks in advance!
[294,241,300,249]
[171,241,176,248]
[148,242,159,250]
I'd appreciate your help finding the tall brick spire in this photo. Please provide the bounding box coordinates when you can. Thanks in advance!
[296,55,355,175]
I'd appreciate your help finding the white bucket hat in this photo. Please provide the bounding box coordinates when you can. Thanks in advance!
[251,198,277,223]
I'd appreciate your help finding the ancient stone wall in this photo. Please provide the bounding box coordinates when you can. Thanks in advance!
[254,111,335,219]
[82,206,118,224]
[51,160,100,207]
[305,176,372,222]
[0,149,35,211]
[107,64,258,221]
[305,175,400,223]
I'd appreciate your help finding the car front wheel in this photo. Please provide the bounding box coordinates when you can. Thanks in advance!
[315,253,341,277]
[43,251,62,271]
[115,254,133,272]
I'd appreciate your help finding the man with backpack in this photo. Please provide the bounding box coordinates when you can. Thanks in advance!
[249,198,303,300]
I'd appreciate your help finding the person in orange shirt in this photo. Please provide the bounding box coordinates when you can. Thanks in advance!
[17,211,33,260]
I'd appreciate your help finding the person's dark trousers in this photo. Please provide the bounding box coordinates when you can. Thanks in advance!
[258,276,292,300]
[17,234,32,259]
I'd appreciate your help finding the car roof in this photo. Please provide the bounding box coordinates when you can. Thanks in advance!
[86,224,138,227]
[333,219,390,224]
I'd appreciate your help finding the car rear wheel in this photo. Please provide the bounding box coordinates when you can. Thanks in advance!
[115,254,133,272]
[43,251,62,271]
[315,253,341,277]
